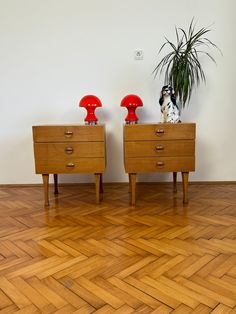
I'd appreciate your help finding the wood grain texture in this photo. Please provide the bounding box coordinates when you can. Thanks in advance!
[124,123,195,141]
[0,183,236,313]
[123,123,195,205]
[32,125,106,205]
[34,142,105,158]
[35,158,105,174]
[125,140,195,157]
[33,124,105,142]
[125,157,195,173]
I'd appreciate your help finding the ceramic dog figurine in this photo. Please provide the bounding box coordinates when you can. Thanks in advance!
[159,85,181,123]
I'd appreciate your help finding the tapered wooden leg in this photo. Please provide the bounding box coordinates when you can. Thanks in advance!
[99,174,103,200]
[53,174,59,195]
[100,174,103,193]
[173,172,177,193]
[42,174,49,206]
[129,173,136,206]
[128,174,131,193]
[182,172,189,204]
[95,173,101,204]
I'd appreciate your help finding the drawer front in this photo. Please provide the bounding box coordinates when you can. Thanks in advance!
[34,142,104,159]
[35,158,105,174]
[124,123,195,141]
[125,140,195,157]
[125,157,195,173]
[33,125,105,142]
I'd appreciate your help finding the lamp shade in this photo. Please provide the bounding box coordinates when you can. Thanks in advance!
[120,94,143,123]
[79,95,102,124]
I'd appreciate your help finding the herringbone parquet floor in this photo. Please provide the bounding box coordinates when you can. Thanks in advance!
[0,182,236,313]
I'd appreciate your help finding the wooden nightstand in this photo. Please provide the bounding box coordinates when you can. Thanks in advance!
[123,123,196,205]
[32,124,106,205]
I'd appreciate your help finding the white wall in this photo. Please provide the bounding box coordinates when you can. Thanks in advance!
[0,0,235,184]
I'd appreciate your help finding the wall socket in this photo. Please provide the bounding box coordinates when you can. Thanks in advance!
[134,49,144,60]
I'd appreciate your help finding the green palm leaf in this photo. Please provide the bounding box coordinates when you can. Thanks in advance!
[153,19,220,108]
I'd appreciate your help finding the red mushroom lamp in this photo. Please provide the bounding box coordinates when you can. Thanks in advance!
[79,95,102,125]
[120,94,143,124]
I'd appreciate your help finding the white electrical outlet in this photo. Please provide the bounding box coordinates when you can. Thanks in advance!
[134,49,144,60]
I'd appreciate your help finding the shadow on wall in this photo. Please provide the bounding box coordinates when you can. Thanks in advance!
[103,126,126,182]
[138,172,171,183]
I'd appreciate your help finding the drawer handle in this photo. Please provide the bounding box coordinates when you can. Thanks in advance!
[66,163,75,168]
[156,145,164,151]
[156,161,165,167]
[155,129,164,136]
[64,131,73,137]
[65,147,74,154]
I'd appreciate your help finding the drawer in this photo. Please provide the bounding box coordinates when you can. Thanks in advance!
[33,125,105,142]
[34,142,104,159]
[35,158,105,174]
[124,123,195,141]
[124,140,195,157]
[125,157,195,173]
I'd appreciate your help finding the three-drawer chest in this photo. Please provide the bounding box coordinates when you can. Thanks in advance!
[32,124,106,205]
[123,123,196,205]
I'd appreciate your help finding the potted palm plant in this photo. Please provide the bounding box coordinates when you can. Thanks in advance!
[153,19,220,111]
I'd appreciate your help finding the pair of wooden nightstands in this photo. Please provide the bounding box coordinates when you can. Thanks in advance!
[32,123,195,206]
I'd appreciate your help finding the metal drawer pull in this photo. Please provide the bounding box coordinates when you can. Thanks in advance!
[156,145,164,151]
[65,147,74,154]
[64,131,73,137]
[66,163,75,168]
[156,161,165,167]
[155,129,164,135]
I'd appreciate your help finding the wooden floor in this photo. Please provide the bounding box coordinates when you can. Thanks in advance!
[0,182,236,313]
